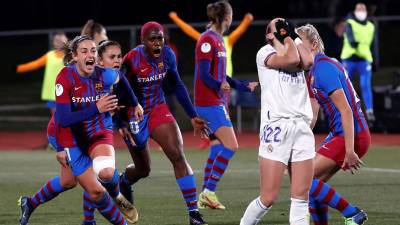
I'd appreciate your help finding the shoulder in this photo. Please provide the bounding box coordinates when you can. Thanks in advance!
[198,32,216,47]
[56,66,72,81]
[256,44,276,64]
[99,67,119,85]
[124,46,141,61]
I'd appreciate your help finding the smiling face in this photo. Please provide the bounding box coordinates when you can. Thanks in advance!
[98,45,122,69]
[73,39,97,76]
[142,28,164,58]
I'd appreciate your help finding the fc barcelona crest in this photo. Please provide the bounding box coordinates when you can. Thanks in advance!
[158,62,164,70]
[95,83,103,92]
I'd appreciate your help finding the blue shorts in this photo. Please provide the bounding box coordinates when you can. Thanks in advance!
[45,101,56,109]
[127,103,176,149]
[64,146,92,177]
[195,105,232,133]
[47,135,60,151]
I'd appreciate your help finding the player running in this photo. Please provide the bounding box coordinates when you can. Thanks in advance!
[194,0,258,210]
[117,21,209,225]
[297,24,369,225]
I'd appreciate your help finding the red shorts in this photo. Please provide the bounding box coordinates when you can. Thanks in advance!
[317,130,371,170]
[148,103,176,133]
[87,130,114,154]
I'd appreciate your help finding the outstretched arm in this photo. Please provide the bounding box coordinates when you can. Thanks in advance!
[16,53,47,73]
[228,13,253,46]
[169,11,201,41]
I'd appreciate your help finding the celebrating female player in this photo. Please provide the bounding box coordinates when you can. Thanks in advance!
[118,21,208,225]
[297,24,369,225]
[193,0,258,210]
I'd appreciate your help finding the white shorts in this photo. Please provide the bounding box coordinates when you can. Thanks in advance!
[258,118,315,165]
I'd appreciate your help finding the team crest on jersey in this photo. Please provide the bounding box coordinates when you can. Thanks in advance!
[158,62,164,70]
[267,144,273,152]
[95,83,103,92]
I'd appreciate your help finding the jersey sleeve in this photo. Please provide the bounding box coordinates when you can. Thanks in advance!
[256,45,276,67]
[306,75,315,98]
[55,68,72,104]
[315,61,343,95]
[196,36,215,61]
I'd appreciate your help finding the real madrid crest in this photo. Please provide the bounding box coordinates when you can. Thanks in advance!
[95,83,103,92]
[267,144,273,153]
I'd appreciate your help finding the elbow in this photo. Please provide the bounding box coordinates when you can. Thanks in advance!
[287,56,301,68]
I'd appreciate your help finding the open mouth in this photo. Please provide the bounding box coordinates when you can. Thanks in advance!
[113,65,120,69]
[85,59,95,66]
[153,48,161,55]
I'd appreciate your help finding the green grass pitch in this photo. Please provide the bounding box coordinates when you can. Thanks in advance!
[1,147,399,225]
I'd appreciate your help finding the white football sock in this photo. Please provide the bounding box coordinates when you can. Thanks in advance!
[240,196,270,225]
[290,198,309,225]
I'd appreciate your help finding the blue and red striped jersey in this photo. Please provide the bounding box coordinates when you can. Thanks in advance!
[54,64,119,148]
[123,45,180,114]
[309,53,368,136]
[194,30,227,106]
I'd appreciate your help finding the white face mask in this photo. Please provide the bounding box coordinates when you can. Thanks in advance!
[355,11,367,21]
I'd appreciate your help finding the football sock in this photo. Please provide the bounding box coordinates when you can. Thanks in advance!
[310,178,358,218]
[28,176,68,209]
[240,196,270,225]
[99,169,120,199]
[92,193,126,225]
[176,175,198,211]
[82,191,96,223]
[205,146,235,192]
[202,144,224,190]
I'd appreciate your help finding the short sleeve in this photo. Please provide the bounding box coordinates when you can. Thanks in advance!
[196,36,215,61]
[315,61,342,95]
[256,45,276,67]
[55,68,72,104]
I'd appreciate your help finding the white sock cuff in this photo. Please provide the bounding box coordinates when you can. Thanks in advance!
[256,197,269,210]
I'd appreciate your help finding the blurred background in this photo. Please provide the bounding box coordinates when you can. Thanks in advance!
[0,0,400,133]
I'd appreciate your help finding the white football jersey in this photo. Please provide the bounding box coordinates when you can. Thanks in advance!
[256,44,312,124]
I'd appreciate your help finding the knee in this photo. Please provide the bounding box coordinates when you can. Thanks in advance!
[292,187,310,200]
[139,167,150,178]
[97,167,115,182]
[224,141,239,151]
[87,186,106,202]
[60,177,77,189]
[259,194,277,207]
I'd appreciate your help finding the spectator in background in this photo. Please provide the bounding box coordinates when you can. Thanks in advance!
[341,3,378,124]
[81,19,108,45]
[16,32,67,115]
[324,18,345,60]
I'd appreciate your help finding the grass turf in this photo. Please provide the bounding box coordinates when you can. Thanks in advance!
[1,147,399,225]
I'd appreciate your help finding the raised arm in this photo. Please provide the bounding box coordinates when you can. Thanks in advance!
[169,11,201,41]
[228,13,253,46]
[16,53,47,73]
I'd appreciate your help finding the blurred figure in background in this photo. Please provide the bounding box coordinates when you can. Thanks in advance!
[341,3,378,125]
[16,32,67,115]
[81,19,108,45]
[324,18,345,60]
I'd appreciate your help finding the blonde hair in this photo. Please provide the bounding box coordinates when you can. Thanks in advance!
[296,24,325,53]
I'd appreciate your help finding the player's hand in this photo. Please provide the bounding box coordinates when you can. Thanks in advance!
[245,13,253,21]
[342,151,364,174]
[56,151,68,168]
[191,117,211,139]
[96,95,118,113]
[133,104,144,121]
[247,82,259,92]
[118,127,136,147]
[274,19,291,44]
[169,11,178,19]
[287,20,299,40]
[221,81,231,93]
